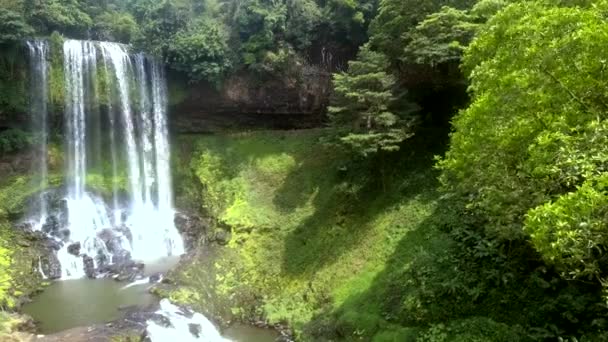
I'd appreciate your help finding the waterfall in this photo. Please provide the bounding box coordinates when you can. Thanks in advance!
[26,40,50,224]
[28,39,184,279]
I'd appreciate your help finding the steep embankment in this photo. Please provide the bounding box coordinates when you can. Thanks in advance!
[167,130,527,341]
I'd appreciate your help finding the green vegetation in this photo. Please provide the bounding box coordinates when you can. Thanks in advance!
[328,45,413,156]
[167,130,550,340]
[0,173,62,313]
[1,0,608,341]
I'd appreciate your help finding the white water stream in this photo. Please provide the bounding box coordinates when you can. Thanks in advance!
[27,39,184,279]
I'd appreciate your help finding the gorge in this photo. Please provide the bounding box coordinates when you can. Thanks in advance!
[3,1,608,341]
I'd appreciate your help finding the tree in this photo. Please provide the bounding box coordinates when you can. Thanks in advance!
[167,20,232,85]
[438,1,608,285]
[29,0,93,37]
[369,0,475,65]
[328,45,413,156]
[0,8,33,44]
[403,6,476,67]
[92,11,139,43]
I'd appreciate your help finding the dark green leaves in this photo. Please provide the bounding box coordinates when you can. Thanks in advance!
[329,45,413,156]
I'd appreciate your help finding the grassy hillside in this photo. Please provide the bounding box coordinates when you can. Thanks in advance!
[167,130,529,341]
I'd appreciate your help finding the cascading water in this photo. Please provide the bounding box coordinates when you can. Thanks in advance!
[26,40,50,225]
[26,39,184,280]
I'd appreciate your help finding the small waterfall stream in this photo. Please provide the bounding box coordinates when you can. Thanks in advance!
[26,40,50,226]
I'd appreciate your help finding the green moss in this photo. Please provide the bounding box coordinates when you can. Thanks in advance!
[0,173,61,309]
[49,31,65,109]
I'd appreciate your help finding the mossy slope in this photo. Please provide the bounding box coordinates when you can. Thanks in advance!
[169,130,528,341]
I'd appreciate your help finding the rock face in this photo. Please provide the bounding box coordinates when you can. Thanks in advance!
[169,68,331,133]
[174,212,209,251]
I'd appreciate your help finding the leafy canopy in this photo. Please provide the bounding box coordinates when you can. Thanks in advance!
[438,1,608,285]
[328,45,413,156]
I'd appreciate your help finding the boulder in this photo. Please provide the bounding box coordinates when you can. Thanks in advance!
[41,215,60,236]
[40,252,62,280]
[213,230,231,246]
[83,255,96,279]
[149,273,162,283]
[174,212,209,250]
[67,242,81,256]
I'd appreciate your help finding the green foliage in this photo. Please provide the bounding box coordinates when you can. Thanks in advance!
[93,11,139,43]
[439,1,608,239]
[526,175,608,281]
[48,31,65,108]
[369,0,476,64]
[285,0,322,50]
[0,129,32,155]
[321,0,377,48]
[30,0,93,36]
[329,45,413,156]
[437,0,608,332]
[130,0,190,56]
[0,8,33,44]
[0,241,11,309]
[404,6,476,67]
[167,20,232,85]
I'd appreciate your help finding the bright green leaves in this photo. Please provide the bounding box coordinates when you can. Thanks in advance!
[329,45,413,156]
[439,1,608,284]
[526,176,608,281]
[0,241,11,308]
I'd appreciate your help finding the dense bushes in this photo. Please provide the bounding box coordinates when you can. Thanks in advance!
[0,129,32,155]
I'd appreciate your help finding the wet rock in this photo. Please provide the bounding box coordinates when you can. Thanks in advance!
[83,255,96,279]
[149,273,162,283]
[174,212,208,250]
[149,313,173,328]
[188,323,202,338]
[213,230,231,246]
[15,222,33,232]
[95,252,108,270]
[106,261,145,282]
[111,250,132,265]
[67,242,81,256]
[40,252,62,279]
[41,215,60,235]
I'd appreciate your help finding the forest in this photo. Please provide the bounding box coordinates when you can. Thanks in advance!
[0,0,608,341]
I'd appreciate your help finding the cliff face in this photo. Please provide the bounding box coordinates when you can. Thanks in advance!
[168,66,332,133]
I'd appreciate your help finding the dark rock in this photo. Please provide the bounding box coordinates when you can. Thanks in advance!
[169,69,331,134]
[40,252,62,279]
[14,314,37,334]
[149,314,173,328]
[15,222,33,232]
[107,260,145,282]
[188,323,202,338]
[174,212,208,251]
[213,230,231,246]
[67,242,81,256]
[41,215,60,235]
[149,273,162,283]
[83,255,96,279]
[111,250,132,265]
